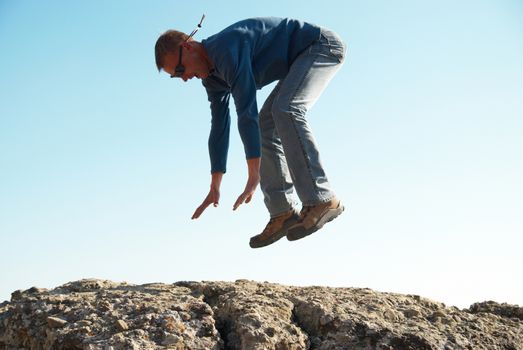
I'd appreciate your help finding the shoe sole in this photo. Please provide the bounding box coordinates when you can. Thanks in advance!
[287,204,345,242]
[249,230,288,248]
[249,216,299,249]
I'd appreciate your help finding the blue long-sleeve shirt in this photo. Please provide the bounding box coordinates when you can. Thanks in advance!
[201,17,321,173]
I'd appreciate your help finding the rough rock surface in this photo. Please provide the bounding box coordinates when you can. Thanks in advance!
[0,279,521,349]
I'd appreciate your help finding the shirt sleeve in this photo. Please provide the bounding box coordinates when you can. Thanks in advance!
[226,45,261,161]
[203,79,231,174]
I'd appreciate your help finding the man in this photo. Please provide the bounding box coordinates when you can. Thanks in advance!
[155,16,347,248]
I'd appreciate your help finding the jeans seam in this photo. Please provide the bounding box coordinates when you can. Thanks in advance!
[273,129,288,210]
[283,55,321,196]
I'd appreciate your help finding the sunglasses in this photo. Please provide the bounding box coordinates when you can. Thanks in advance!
[171,14,206,78]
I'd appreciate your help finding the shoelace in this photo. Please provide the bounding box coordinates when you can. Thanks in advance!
[262,217,278,234]
[261,210,300,235]
[300,206,313,218]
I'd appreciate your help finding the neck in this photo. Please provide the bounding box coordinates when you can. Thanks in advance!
[194,42,214,73]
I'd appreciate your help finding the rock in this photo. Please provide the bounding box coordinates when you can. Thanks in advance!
[383,309,402,322]
[162,333,183,345]
[0,278,521,350]
[46,316,67,328]
[10,290,22,301]
[115,319,128,331]
[26,287,47,294]
[468,300,523,320]
[431,310,447,318]
[402,308,421,318]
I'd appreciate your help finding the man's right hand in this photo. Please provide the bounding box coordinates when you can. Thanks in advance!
[191,172,223,219]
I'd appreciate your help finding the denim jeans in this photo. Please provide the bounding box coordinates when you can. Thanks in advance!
[259,28,347,217]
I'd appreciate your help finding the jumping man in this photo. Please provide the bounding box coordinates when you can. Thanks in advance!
[155,16,347,248]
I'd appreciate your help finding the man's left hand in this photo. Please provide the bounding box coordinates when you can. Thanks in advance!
[233,175,260,210]
[233,157,261,211]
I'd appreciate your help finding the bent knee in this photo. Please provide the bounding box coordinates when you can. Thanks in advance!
[271,97,307,117]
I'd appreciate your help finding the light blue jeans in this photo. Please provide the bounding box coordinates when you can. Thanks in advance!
[259,28,347,217]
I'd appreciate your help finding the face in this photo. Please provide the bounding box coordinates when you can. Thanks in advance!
[162,42,210,82]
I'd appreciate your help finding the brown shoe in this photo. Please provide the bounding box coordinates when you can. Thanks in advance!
[249,209,300,248]
[287,197,344,241]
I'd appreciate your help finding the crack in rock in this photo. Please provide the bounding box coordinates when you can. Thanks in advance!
[289,302,312,349]
[178,280,309,349]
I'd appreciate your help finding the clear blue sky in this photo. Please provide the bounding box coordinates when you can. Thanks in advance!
[1,0,522,308]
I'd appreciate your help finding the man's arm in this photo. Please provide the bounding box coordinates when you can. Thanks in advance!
[192,79,231,219]
[205,79,232,174]
[227,46,261,163]
[227,46,263,210]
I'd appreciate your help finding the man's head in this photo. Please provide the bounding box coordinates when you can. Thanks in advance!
[155,30,212,81]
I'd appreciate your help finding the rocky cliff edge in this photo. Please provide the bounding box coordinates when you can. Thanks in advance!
[0,279,522,349]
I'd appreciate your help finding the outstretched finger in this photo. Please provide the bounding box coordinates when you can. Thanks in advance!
[192,198,212,219]
[191,206,204,219]
[233,193,246,211]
